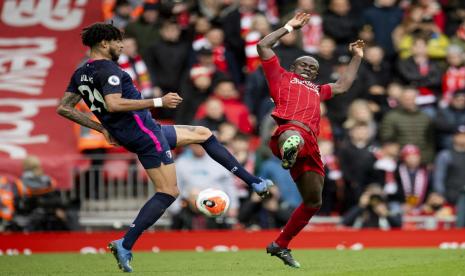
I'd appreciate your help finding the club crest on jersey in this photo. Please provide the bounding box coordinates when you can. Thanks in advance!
[108,75,120,86]
[290,77,319,95]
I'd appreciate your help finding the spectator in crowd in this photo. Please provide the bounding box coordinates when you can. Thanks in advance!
[435,89,465,149]
[315,36,338,85]
[338,123,374,210]
[395,9,450,59]
[195,0,231,21]
[7,156,72,231]
[124,2,161,62]
[238,185,286,229]
[245,14,272,73]
[444,1,465,36]
[170,186,208,230]
[170,144,238,229]
[257,157,301,215]
[362,0,403,58]
[441,45,465,107]
[323,0,358,51]
[221,0,260,77]
[191,16,212,51]
[451,21,465,51]
[244,65,273,126]
[419,192,453,219]
[434,125,465,227]
[416,0,446,32]
[286,0,323,54]
[118,36,154,98]
[273,29,308,71]
[204,28,236,77]
[360,45,392,118]
[146,20,190,94]
[319,103,334,141]
[319,139,344,215]
[231,133,289,229]
[106,0,134,30]
[0,176,20,224]
[394,145,432,214]
[380,87,435,163]
[158,0,193,29]
[217,122,239,144]
[195,79,254,133]
[176,63,216,124]
[397,36,442,117]
[342,184,402,229]
[365,141,400,196]
[385,81,403,110]
[227,133,257,199]
[193,97,228,132]
[325,55,366,134]
[343,99,377,140]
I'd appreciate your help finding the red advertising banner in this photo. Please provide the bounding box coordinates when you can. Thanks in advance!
[0,0,103,188]
[1,230,465,253]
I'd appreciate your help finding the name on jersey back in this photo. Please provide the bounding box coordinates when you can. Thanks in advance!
[80,74,93,84]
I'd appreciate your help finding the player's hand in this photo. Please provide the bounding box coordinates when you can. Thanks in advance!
[162,92,183,108]
[286,12,311,30]
[102,129,119,146]
[349,40,365,58]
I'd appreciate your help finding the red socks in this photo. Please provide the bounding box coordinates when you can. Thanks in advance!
[275,203,319,249]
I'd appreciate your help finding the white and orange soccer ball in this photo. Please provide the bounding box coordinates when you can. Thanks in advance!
[195,188,230,217]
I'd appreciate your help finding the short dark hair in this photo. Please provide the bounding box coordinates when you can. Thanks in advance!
[81,22,123,48]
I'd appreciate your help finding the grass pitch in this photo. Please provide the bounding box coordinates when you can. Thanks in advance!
[0,248,464,275]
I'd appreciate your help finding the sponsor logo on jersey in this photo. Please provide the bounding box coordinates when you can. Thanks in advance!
[290,77,319,95]
[108,75,120,86]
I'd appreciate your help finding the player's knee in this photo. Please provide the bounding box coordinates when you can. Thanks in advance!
[157,186,179,198]
[196,126,212,140]
[303,197,322,209]
[303,192,323,209]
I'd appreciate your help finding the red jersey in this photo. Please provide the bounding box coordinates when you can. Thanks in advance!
[261,55,333,136]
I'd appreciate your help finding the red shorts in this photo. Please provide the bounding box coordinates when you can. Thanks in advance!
[269,124,324,180]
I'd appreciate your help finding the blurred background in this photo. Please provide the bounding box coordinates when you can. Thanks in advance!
[1,0,465,234]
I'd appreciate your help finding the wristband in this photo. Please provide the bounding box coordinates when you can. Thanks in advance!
[283,24,294,33]
[153,97,163,107]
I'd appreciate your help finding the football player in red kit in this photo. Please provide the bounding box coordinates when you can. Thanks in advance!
[257,12,365,268]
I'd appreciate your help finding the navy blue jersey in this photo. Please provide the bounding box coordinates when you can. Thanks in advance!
[66,59,155,145]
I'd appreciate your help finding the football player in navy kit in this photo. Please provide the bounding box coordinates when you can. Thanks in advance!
[57,23,272,272]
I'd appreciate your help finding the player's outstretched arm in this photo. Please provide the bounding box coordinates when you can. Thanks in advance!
[329,40,365,95]
[257,12,310,60]
[57,92,104,132]
[104,92,183,112]
[57,92,119,146]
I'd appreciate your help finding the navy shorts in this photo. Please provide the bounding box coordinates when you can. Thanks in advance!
[123,115,175,169]
[161,125,177,150]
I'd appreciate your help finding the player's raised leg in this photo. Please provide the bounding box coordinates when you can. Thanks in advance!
[161,125,273,197]
[267,171,323,268]
[278,130,304,170]
[109,163,178,272]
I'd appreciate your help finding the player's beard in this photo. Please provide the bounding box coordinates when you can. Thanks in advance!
[109,48,120,62]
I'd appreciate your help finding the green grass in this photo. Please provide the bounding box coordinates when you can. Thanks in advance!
[0,249,464,275]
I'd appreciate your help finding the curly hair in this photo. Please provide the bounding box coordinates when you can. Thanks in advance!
[81,22,123,48]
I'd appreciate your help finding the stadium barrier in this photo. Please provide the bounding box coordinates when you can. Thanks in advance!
[68,156,456,230]
[1,229,465,253]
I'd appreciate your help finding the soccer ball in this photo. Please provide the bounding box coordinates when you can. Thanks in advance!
[195,188,230,217]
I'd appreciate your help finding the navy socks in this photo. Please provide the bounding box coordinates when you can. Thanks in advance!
[201,135,261,187]
[122,192,176,250]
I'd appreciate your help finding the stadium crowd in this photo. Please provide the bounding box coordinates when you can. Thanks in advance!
[2,0,465,231]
